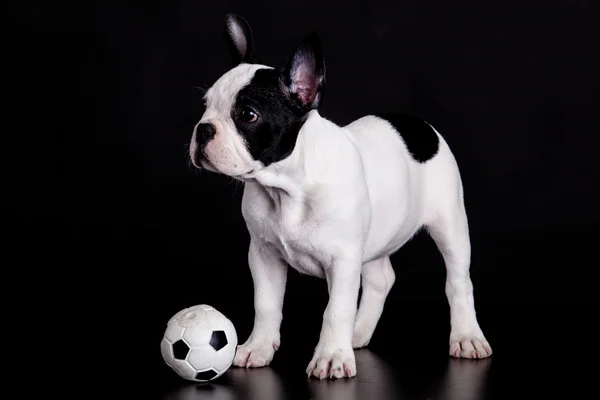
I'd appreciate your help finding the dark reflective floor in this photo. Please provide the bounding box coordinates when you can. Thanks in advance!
[156,295,596,400]
[148,231,597,399]
[38,225,596,399]
[161,349,491,400]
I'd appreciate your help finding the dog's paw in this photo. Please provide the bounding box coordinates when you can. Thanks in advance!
[233,339,280,368]
[449,335,492,359]
[306,347,356,379]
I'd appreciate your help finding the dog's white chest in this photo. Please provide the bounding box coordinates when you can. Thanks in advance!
[243,187,326,278]
[259,214,326,278]
[268,233,325,278]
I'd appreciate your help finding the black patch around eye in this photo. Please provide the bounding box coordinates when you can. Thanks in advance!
[232,69,307,166]
[374,113,440,163]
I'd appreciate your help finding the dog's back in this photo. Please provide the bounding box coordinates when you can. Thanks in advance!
[343,113,463,260]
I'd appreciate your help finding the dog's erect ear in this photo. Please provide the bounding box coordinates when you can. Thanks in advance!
[224,13,255,65]
[279,32,326,110]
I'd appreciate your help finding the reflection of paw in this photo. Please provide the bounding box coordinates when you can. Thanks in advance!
[233,339,279,368]
[449,336,492,359]
[306,347,356,379]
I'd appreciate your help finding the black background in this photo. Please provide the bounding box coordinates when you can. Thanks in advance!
[9,0,600,398]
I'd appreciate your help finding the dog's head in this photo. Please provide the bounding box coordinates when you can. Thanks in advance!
[189,14,326,178]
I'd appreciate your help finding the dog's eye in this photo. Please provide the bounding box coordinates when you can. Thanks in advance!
[240,107,258,123]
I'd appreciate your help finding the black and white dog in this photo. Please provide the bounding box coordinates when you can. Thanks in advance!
[189,14,492,379]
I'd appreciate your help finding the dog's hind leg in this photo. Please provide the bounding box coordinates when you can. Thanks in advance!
[352,256,396,349]
[426,198,492,359]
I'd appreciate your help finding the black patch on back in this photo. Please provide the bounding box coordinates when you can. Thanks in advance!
[374,113,440,163]
[232,69,308,166]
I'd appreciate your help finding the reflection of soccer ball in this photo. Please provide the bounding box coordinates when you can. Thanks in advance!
[160,304,238,382]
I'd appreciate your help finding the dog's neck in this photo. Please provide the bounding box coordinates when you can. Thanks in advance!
[243,110,335,204]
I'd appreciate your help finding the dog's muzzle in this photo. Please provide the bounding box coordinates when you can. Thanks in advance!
[193,122,216,164]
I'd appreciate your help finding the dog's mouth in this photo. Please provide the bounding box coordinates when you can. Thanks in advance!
[194,147,214,169]
[232,169,255,181]
[199,158,218,172]
[195,150,254,179]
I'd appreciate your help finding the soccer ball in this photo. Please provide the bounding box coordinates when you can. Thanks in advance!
[160,304,238,382]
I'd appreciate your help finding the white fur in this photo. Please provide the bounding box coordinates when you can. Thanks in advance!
[192,65,492,380]
[190,64,272,176]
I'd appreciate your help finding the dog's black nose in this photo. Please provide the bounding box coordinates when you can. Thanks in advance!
[195,123,216,145]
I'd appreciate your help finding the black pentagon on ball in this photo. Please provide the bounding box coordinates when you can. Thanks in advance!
[195,369,218,381]
[172,340,190,360]
[209,330,227,351]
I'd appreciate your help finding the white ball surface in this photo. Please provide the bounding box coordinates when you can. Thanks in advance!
[160,304,238,382]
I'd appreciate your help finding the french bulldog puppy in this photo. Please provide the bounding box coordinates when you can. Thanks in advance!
[189,13,492,379]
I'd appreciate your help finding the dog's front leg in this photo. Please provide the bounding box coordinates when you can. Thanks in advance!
[306,258,361,379]
[233,240,287,368]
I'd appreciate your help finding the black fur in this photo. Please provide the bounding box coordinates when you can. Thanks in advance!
[232,68,308,166]
[230,32,326,167]
[375,113,440,163]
